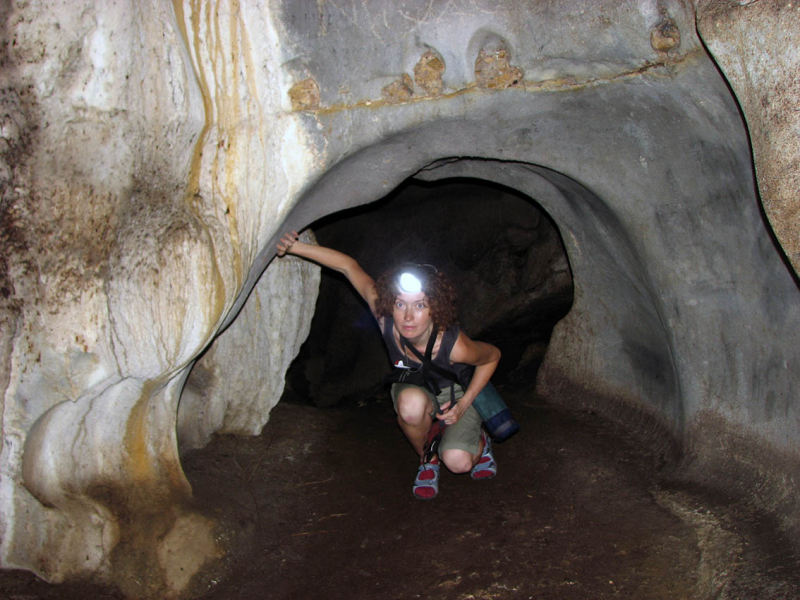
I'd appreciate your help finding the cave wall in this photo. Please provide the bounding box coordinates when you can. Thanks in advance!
[0,1,322,596]
[0,0,798,597]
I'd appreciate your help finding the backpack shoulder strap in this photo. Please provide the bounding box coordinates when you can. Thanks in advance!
[400,328,462,385]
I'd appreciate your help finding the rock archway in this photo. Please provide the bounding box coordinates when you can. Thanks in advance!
[1,1,798,598]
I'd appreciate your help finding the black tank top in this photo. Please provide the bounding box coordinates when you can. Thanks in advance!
[382,317,474,392]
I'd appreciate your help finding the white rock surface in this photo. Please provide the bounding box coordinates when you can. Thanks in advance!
[1,0,320,596]
[178,231,320,452]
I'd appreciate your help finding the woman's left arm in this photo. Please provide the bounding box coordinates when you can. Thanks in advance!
[438,332,501,425]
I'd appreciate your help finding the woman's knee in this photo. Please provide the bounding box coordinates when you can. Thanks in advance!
[396,388,431,425]
[441,449,474,474]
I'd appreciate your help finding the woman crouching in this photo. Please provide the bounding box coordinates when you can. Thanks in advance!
[277,231,500,499]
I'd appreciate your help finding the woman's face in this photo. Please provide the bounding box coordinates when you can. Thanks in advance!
[393,291,433,341]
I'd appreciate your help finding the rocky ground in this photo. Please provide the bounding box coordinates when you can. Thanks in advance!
[2,386,798,599]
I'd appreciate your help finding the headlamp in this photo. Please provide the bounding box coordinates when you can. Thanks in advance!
[398,272,423,294]
[395,264,437,295]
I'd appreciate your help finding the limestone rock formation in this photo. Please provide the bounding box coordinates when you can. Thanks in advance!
[178,230,320,451]
[0,0,798,597]
[1,1,320,596]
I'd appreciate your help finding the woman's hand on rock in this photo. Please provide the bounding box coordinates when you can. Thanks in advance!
[276,230,300,257]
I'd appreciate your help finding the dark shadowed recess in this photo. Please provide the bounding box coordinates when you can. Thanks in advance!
[281,177,574,408]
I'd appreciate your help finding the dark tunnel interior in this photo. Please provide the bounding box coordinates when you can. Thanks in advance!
[280,177,575,409]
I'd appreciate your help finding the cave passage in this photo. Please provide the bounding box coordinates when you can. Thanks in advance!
[3,3,800,598]
[177,176,792,600]
[189,176,794,600]
[282,177,575,409]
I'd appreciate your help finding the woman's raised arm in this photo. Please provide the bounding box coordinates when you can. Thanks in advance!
[277,231,378,316]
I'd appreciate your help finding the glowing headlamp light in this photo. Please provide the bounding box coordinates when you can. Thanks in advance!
[396,264,437,294]
[398,272,423,294]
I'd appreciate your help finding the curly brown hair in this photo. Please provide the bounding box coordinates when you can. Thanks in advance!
[375,264,459,329]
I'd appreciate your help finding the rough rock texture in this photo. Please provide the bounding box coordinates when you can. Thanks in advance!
[0,0,798,598]
[414,50,446,96]
[695,0,800,275]
[381,73,415,104]
[474,35,524,90]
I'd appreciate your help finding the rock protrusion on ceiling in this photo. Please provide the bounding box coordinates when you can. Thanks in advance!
[381,73,415,104]
[414,49,446,96]
[288,77,321,111]
[472,31,524,90]
[650,15,681,56]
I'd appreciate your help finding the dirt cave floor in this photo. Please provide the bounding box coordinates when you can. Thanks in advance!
[2,387,799,600]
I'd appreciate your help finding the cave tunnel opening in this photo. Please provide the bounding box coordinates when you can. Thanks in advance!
[280,176,574,410]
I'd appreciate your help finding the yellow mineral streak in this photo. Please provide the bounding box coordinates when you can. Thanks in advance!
[123,380,191,505]
[124,380,157,488]
[217,0,245,285]
[172,1,239,341]
[173,0,212,198]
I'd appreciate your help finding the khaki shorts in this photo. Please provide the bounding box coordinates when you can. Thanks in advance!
[391,383,483,455]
